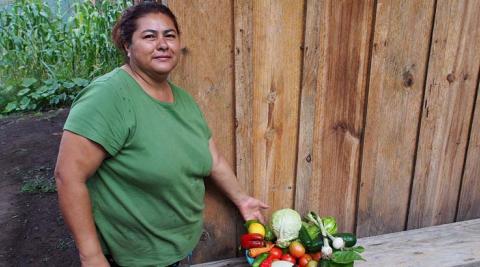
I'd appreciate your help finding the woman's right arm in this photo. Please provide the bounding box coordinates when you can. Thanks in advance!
[55,131,109,267]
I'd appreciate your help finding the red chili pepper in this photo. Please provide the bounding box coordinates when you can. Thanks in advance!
[241,233,265,249]
[259,255,274,267]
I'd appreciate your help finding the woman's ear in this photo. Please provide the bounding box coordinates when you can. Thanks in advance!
[124,43,131,58]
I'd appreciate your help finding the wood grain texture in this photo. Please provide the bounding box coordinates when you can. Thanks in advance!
[251,0,304,216]
[457,77,480,221]
[168,1,238,263]
[408,0,480,229]
[356,0,435,237]
[295,0,374,233]
[233,0,254,257]
[234,0,254,195]
[295,0,322,218]
[356,219,480,267]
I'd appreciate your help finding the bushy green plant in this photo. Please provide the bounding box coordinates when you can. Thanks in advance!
[0,0,131,113]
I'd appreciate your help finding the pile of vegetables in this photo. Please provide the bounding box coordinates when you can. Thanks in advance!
[240,209,365,267]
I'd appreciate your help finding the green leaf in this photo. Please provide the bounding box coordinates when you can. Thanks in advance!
[4,102,17,113]
[17,88,31,96]
[63,82,75,89]
[352,246,365,253]
[331,251,365,264]
[19,97,31,109]
[342,245,365,254]
[21,77,37,87]
[72,78,89,87]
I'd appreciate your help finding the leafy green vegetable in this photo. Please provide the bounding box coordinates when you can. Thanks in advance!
[331,250,365,264]
[322,216,338,235]
[302,221,320,240]
[270,208,302,248]
[299,223,323,252]
[342,246,364,253]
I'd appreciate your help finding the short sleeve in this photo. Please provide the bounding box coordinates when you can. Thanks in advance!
[64,81,132,156]
[194,102,212,140]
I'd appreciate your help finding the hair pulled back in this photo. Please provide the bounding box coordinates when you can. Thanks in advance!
[112,1,180,62]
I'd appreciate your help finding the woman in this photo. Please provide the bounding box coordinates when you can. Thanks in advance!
[55,2,268,267]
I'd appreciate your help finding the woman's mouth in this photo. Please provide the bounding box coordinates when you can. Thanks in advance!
[153,55,171,61]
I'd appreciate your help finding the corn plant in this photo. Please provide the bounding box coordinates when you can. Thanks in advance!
[0,0,131,113]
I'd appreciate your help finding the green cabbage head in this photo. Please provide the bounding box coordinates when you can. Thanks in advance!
[270,208,302,248]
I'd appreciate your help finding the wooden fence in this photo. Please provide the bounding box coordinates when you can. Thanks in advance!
[162,0,480,263]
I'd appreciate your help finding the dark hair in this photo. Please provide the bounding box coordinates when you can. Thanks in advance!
[112,1,180,62]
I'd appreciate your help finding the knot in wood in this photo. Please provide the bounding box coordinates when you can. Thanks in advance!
[306,154,312,163]
[266,91,277,103]
[200,230,210,241]
[403,71,414,87]
[447,73,455,83]
[264,128,276,140]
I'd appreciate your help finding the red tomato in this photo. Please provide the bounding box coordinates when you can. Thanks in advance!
[269,247,283,259]
[298,254,312,267]
[289,241,306,258]
[310,251,322,261]
[281,253,296,264]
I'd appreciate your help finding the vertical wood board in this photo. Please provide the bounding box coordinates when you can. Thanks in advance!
[457,77,480,221]
[168,1,237,263]
[233,0,254,257]
[408,0,480,229]
[251,0,304,217]
[295,0,374,232]
[234,0,254,195]
[357,0,435,237]
[295,0,323,217]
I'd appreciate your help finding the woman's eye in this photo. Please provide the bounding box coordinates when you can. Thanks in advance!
[165,34,176,39]
[144,35,155,39]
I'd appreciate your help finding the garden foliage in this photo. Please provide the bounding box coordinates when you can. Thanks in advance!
[0,0,131,114]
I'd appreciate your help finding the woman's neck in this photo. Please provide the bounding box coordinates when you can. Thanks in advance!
[121,64,174,103]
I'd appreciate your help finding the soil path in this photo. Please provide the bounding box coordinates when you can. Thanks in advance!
[0,109,80,266]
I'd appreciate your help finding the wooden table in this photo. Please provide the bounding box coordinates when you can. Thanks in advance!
[192,219,480,267]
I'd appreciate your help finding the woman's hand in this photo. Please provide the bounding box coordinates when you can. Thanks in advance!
[237,195,269,224]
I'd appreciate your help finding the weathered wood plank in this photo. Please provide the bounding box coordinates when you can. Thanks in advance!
[295,0,374,233]
[234,0,254,197]
[195,219,480,267]
[408,0,480,229]
[357,0,435,237]
[251,0,304,216]
[168,1,238,263]
[233,0,255,258]
[294,0,323,220]
[356,219,480,267]
[457,78,480,221]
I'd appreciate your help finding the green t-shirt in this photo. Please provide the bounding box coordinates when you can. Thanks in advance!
[64,68,212,266]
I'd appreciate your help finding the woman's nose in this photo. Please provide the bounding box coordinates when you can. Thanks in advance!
[157,37,168,50]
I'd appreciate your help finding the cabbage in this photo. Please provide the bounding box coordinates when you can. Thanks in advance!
[322,216,338,235]
[270,208,302,248]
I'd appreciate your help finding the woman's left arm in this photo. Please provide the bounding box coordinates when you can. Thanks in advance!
[208,138,269,223]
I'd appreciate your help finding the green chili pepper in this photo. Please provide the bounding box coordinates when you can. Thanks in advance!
[251,252,269,267]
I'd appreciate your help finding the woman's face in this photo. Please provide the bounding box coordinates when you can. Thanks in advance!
[126,12,180,77]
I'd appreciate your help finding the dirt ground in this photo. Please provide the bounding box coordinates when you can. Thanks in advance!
[0,109,80,267]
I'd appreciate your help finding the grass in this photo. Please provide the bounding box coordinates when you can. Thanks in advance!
[21,175,57,193]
